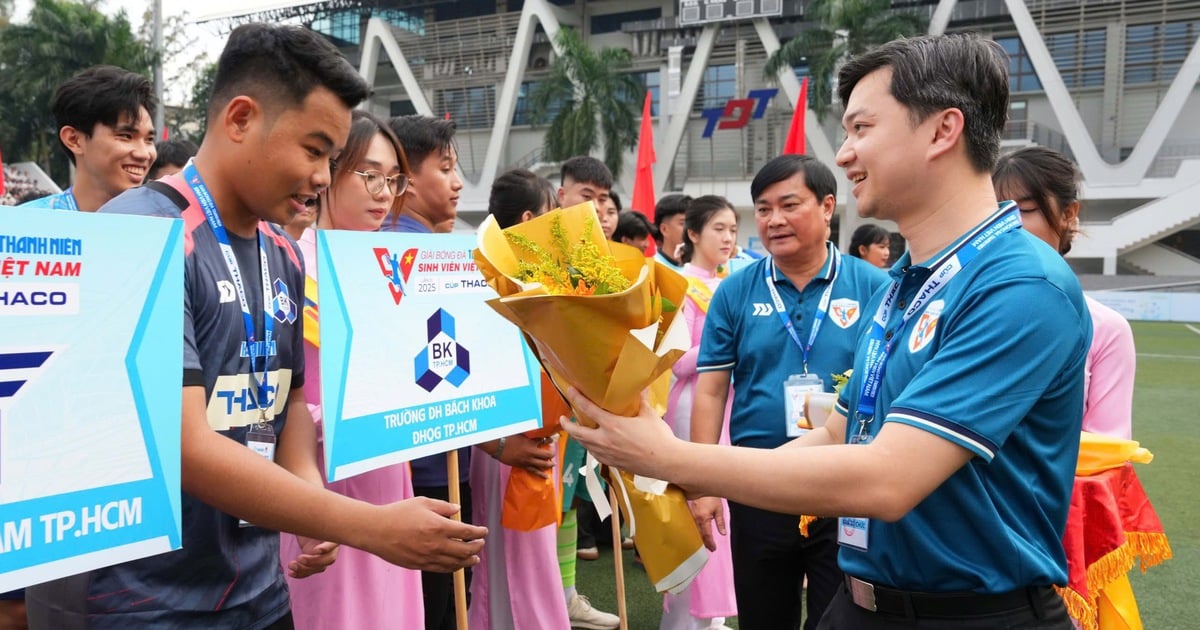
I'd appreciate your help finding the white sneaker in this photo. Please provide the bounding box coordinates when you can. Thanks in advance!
[567,593,620,629]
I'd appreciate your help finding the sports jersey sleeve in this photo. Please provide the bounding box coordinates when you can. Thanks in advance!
[886,277,1088,461]
[696,277,738,373]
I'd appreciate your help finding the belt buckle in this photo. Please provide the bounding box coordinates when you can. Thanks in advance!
[847,576,878,612]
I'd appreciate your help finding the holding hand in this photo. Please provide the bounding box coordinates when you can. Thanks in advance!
[559,388,680,479]
[487,434,555,479]
[364,497,487,573]
[287,537,339,578]
[688,496,726,552]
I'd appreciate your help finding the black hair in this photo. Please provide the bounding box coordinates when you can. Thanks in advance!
[837,34,1009,173]
[148,139,198,179]
[993,146,1080,254]
[208,24,369,124]
[653,193,691,228]
[560,156,613,191]
[488,168,555,229]
[848,224,891,259]
[388,116,458,171]
[680,195,736,264]
[750,154,837,203]
[610,190,623,211]
[611,210,653,245]
[50,65,156,165]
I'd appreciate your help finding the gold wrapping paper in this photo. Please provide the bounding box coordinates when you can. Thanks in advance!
[474,203,708,593]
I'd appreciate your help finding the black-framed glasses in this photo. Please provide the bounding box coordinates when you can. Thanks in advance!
[352,169,409,197]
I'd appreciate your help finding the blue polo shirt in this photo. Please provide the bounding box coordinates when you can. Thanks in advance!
[699,243,887,449]
[17,189,77,210]
[834,210,1091,593]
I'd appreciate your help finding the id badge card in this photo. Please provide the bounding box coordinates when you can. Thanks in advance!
[783,374,824,437]
[239,421,277,528]
[838,516,870,551]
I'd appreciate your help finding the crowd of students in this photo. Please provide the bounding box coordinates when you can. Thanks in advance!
[2,23,1140,630]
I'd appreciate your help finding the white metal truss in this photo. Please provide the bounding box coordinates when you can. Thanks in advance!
[932,0,1200,273]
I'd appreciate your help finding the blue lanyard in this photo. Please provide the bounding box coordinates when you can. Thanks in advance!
[853,204,1021,438]
[764,243,840,375]
[183,163,275,419]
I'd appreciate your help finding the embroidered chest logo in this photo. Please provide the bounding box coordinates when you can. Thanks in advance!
[751,303,774,317]
[909,299,944,353]
[272,278,297,324]
[829,298,860,329]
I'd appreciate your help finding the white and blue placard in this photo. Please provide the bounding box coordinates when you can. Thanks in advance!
[317,232,542,482]
[0,208,183,591]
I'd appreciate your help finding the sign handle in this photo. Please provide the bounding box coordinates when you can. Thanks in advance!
[448,450,469,630]
[609,481,629,630]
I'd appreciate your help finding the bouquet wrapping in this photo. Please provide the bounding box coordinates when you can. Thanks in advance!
[474,203,708,593]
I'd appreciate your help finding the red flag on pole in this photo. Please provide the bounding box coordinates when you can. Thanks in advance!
[631,90,658,256]
[783,76,809,155]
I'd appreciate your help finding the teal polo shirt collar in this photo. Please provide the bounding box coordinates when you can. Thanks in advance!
[768,241,837,287]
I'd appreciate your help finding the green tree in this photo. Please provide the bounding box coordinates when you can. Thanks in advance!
[0,0,154,184]
[764,0,926,120]
[186,61,217,141]
[529,27,642,179]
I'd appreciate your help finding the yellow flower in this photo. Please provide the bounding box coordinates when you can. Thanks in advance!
[505,214,631,296]
[831,369,853,396]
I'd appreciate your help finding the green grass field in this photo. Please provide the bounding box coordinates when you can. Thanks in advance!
[577,321,1199,629]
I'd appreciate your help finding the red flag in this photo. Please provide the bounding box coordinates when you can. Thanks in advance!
[0,145,6,198]
[445,111,451,120]
[630,91,658,256]
[783,76,809,155]
[161,126,169,141]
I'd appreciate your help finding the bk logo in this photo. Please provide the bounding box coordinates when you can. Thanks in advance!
[375,247,418,305]
[414,309,471,392]
[701,88,778,138]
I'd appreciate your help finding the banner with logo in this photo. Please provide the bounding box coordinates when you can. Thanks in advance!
[317,232,542,482]
[0,209,183,591]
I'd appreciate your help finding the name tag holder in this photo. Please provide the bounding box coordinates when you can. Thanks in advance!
[783,374,824,437]
[239,418,277,528]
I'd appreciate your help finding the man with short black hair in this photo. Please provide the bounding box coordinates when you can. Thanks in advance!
[19,65,157,212]
[652,193,691,270]
[379,116,463,234]
[148,139,199,180]
[25,24,486,629]
[558,156,617,240]
[564,34,1090,630]
[688,154,887,629]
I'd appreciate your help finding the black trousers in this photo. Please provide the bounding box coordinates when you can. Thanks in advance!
[412,482,473,630]
[815,586,1073,629]
[728,502,842,630]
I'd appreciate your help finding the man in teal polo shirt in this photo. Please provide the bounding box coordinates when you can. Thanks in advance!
[691,154,887,629]
[562,34,1088,629]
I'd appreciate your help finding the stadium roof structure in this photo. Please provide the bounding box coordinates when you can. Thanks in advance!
[198,0,443,30]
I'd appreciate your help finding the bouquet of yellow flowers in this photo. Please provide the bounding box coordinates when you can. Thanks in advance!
[474,202,707,594]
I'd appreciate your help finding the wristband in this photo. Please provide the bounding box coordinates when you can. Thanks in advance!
[492,436,507,460]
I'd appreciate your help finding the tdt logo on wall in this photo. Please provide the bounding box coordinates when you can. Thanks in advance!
[414,308,471,392]
[700,88,778,138]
